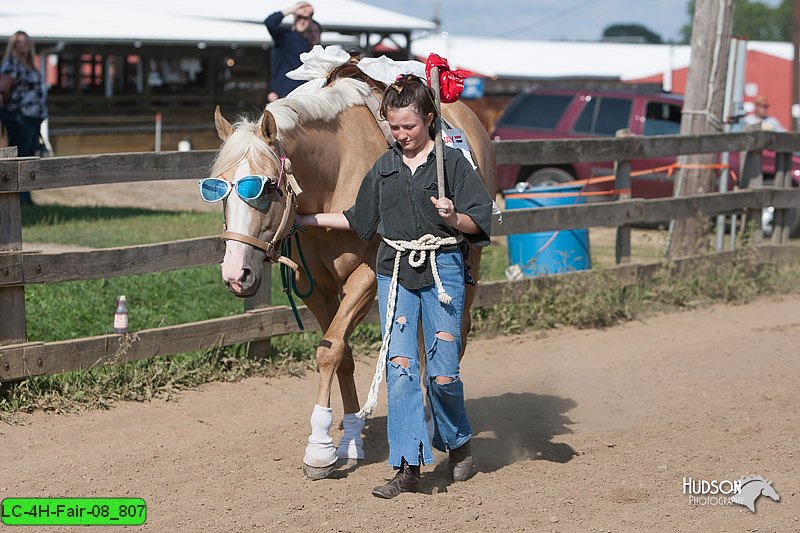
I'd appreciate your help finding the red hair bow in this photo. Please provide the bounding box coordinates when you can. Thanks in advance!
[425,54,472,104]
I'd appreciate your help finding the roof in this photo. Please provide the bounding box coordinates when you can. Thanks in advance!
[411,35,794,81]
[0,0,437,47]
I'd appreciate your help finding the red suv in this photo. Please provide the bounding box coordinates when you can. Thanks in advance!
[492,86,800,234]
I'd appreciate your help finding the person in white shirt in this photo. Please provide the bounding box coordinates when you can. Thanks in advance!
[743,95,786,132]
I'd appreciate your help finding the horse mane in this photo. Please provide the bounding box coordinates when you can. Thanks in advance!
[211,77,378,177]
[267,78,375,133]
[327,62,387,93]
[210,120,278,179]
[739,475,768,486]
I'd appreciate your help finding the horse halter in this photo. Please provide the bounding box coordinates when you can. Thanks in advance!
[220,141,303,270]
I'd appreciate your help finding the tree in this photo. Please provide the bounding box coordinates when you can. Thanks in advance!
[681,0,791,42]
[602,24,663,43]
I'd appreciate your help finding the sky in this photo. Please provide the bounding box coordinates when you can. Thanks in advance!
[359,0,783,42]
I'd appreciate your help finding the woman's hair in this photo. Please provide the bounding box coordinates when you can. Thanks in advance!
[302,21,323,45]
[380,74,438,139]
[3,31,37,67]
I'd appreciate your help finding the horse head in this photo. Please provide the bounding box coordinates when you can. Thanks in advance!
[210,106,302,297]
[759,479,780,502]
[732,476,780,512]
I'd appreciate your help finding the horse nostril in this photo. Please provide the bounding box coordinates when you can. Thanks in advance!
[240,268,252,284]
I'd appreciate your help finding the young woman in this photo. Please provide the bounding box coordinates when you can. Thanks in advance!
[1,31,48,204]
[296,74,493,498]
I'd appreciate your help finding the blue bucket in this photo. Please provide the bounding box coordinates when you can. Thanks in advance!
[504,183,591,277]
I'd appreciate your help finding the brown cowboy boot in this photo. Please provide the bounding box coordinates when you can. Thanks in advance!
[371,460,421,499]
[449,441,473,482]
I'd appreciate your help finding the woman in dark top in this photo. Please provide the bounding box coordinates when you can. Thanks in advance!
[1,31,47,204]
[264,2,315,102]
[296,75,493,499]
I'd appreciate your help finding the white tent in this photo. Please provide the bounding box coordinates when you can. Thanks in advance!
[411,34,794,82]
[0,0,437,47]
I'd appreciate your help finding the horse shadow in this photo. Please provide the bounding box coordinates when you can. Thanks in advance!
[331,392,578,492]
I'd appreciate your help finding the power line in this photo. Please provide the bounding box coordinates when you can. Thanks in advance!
[498,0,600,39]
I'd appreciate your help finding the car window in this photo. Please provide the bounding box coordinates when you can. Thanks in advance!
[643,102,682,135]
[573,97,632,136]
[594,98,632,136]
[499,94,573,129]
[573,97,596,133]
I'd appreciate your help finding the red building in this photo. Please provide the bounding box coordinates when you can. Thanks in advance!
[626,47,793,129]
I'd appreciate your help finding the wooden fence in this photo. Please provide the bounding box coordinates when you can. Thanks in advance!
[1,131,800,382]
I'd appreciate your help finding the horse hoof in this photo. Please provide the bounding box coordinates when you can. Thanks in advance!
[303,462,336,480]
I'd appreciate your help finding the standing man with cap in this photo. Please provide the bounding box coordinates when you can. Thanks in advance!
[744,95,786,131]
[264,2,316,102]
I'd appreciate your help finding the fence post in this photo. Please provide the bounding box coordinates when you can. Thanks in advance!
[243,263,272,360]
[614,158,632,264]
[0,146,27,346]
[739,149,764,242]
[739,149,764,189]
[771,152,792,245]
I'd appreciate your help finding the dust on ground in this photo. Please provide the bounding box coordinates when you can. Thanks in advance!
[2,294,798,531]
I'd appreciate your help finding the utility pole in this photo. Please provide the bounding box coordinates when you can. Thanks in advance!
[667,0,734,258]
[793,0,800,131]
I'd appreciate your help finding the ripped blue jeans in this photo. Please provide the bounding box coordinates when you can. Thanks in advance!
[377,249,473,468]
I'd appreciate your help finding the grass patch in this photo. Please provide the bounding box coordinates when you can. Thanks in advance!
[472,247,800,337]
[25,267,240,341]
[22,204,222,247]
[476,243,509,281]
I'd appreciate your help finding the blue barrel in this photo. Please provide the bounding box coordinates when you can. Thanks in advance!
[504,183,591,277]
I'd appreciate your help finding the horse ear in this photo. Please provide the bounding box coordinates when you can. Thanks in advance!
[214,105,234,140]
[259,109,279,144]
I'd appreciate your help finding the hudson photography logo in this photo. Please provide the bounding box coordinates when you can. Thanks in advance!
[683,475,780,512]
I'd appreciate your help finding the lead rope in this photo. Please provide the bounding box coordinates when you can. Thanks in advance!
[356,233,459,419]
[279,227,315,331]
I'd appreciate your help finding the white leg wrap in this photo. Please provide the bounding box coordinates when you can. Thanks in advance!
[303,405,338,468]
[336,413,365,460]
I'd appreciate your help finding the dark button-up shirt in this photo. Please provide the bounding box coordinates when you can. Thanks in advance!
[264,11,309,98]
[344,144,493,290]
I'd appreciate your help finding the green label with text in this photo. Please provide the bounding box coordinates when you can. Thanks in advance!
[1,498,146,526]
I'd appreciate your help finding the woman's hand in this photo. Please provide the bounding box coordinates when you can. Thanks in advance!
[430,196,457,226]
[295,212,351,230]
[295,213,313,226]
[429,196,482,234]
[285,2,313,17]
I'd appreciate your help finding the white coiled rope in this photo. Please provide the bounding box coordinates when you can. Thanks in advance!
[356,234,459,419]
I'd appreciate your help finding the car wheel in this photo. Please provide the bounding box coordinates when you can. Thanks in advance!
[522,167,574,188]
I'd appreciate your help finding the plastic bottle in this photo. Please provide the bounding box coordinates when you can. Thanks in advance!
[114,295,129,334]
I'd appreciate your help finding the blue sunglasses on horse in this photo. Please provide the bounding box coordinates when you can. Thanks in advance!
[198,175,279,203]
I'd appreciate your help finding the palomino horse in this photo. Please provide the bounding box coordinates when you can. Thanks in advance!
[211,75,496,479]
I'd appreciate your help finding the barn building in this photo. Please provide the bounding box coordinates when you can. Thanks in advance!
[1,0,436,155]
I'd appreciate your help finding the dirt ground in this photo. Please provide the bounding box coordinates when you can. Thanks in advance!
[2,294,798,531]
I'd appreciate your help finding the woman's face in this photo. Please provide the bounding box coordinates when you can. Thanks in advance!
[306,24,321,46]
[13,33,30,55]
[386,106,433,154]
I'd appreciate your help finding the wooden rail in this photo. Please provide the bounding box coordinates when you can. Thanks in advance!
[493,131,800,165]
[2,243,798,381]
[0,237,223,287]
[494,189,800,235]
[1,131,799,381]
